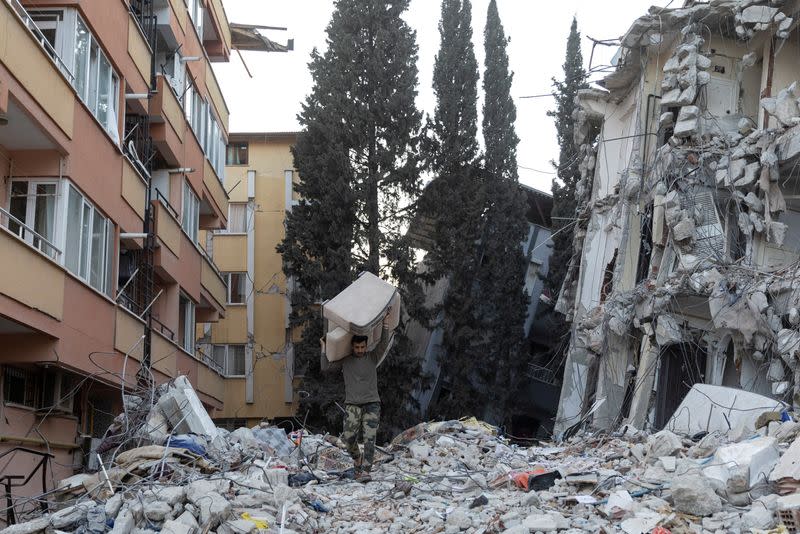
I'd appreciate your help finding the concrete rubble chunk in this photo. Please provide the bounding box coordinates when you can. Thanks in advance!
[0,517,50,534]
[160,520,195,534]
[741,5,780,24]
[647,429,682,458]
[670,475,723,516]
[671,217,695,241]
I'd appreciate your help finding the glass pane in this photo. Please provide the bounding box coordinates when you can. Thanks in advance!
[212,346,226,372]
[33,183,56,252]
[178,296,187,350]
[227,345,245,376]
[97,54,111,127]
[228,203,247,233]
[88,42,99,113]
[185,301,195,351]
[75,19,90,100]
[79,202,91,279]
[65,186,82,273]
[90,209,105,290]
[229,273,246,304]
[8,182,28,238]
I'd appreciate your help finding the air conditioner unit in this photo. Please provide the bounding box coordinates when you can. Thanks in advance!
[38,370,75,414]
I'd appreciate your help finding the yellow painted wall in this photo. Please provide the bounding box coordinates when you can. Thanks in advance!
[0,230,65,320]
[169,0,187,32]
[204,159,228,217]
[213,136,299,419]
[156,201,182,257]
[212,305,247,343]
[0,1,74,138]
[127,17,152,84]
[201,255,227,309]
[152,331,177,378]
[121,159,147,221]
[212,234,246,271]
[224,166,249,203]
[160,76,186,142]
[114,308,145,360]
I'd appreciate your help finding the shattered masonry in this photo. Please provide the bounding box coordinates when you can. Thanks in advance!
[554,0,800,435]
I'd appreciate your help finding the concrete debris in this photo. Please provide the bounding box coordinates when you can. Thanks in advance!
[13,378,800,534]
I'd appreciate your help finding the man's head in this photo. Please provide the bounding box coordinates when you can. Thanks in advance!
[351,335,369,357]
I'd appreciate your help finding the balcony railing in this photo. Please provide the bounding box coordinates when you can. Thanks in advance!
[0,206,62,261]
[151,315,175,341]
[124,114,155,177]
[6,0,75,85]
[129,0,157,52]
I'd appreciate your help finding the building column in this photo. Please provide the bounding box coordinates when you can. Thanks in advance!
[245,170,256,404]
[627,326,658,429]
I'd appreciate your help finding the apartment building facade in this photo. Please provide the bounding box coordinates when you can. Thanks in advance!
[200,132,300,428]
[553,0,800,436]
[0,0,233,507]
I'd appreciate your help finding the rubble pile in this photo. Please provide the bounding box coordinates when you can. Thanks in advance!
[11,379,800,532]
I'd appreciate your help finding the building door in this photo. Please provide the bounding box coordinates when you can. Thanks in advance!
[654,343,707,429]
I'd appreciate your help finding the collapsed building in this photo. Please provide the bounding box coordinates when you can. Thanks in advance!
[554,0,800,436]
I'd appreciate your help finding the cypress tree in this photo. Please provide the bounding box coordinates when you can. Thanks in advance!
[278,0,424,438]
[419,0,485,418]
[546,17,587,300]
[431,0,529,423]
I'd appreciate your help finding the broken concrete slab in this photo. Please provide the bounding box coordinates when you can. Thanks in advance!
[670,475,723,516]
[703,437,779,491]
[666,384,786,436]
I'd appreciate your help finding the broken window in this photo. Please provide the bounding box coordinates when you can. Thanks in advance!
[599,250,617,303]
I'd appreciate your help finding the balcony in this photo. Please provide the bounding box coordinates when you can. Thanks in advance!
[0,207,65,321]
[202,159,228,227]
[152,197,182,282]
[149,74,186,166]
[199,249,226,319]
[1,0,75,139]
[211,233,246,272]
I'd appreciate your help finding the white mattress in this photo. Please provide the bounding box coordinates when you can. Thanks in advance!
[323,272,398,335]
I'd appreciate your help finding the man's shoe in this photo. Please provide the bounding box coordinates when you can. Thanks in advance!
[355,470,372,483]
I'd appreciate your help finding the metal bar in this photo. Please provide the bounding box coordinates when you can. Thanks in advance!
[6,0,75,84]
[115,267,140,301]
[5,478,14,525]
[0,206,62,257]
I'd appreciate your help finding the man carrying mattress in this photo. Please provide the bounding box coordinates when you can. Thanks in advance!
[322,306,393,483]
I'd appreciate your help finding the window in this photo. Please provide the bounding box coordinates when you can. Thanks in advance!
[226,272,246,304]
[159,50,185,95]
[227,203,247,233]
[226,142,249,165]
[187,0,204,38]
[182,181,199,243]
[211,345,246,376]
[8,180,58,258]
[28,10,119,141]
[3,367,38,407]
[64,184,113,294]
[178,293,195,353]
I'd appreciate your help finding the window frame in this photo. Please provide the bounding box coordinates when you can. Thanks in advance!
[225,272,247,305]
[7,179,60,258]
[179,293,196,353]
[62,183,113,295]
[181,180,199,244]
[226,202,247,234]
[226,142,249,166]
[210,344,246,377]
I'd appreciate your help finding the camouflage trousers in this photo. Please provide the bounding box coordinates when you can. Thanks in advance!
[342,402,380,471]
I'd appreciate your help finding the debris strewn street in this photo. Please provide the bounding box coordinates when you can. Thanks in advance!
[7,378,800,533]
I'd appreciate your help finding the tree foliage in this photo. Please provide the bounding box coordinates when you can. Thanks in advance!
[278,0,424,439]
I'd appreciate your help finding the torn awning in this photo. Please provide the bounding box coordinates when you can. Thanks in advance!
[230,23,292,52]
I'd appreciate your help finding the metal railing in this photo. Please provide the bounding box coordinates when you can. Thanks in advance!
[151,316,175,341]
[0,206,62,261]
[124,114,155,176]
[154,189,181,221]
[129,0,157,52]
[0,447,53,525]
[6,0,75,85]
[526,363,558,386]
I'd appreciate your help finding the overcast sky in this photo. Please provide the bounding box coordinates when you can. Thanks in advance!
[214,0,669,192]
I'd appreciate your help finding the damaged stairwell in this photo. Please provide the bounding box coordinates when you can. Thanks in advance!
[553,0,800,437]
